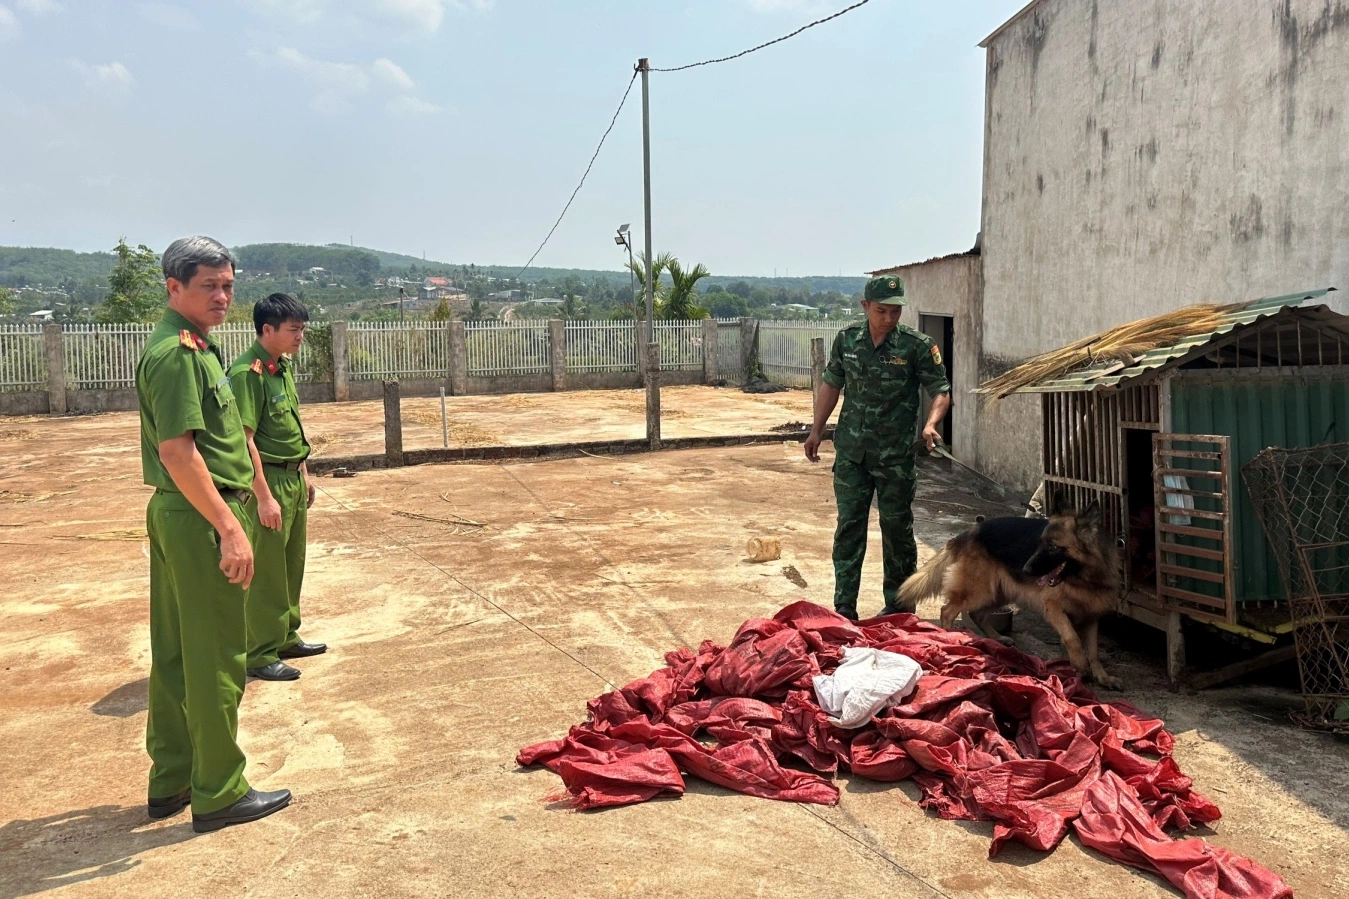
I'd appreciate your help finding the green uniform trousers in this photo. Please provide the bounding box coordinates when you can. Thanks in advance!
[247,466,308,668]
[831,452,918,616]
[145,489,254,814]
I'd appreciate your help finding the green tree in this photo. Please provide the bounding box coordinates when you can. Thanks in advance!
[705,291,747,319]
[625,251,673,321]
[0,285,14,317]
[429,297,454,321]
[660,257,711,320]
[97,239,163,323]
[466,297,493,321]
[560,293,586,319]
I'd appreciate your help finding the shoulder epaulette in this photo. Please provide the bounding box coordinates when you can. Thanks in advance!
[249,358,264,375]
[179,329,198,350]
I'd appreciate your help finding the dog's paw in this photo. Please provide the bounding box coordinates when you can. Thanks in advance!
[1094,673,1125,691]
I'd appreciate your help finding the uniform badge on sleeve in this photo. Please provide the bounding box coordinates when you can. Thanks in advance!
[249,359,264,375]
[179,330,206,351]
[930,344,943,366]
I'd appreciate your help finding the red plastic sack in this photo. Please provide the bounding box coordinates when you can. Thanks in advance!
[519,602,1291,899]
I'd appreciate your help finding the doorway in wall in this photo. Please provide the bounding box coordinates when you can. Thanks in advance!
[918,313,954,446]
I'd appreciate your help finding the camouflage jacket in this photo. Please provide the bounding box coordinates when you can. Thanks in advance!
[822,322,951,466]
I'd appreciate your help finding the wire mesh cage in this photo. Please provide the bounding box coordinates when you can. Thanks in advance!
[1243,443,1349,727]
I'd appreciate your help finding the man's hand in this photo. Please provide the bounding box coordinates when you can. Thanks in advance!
[258,494,283,531]
[804,431,823,463]
[218,520,255,589]
[922,424,942,453]
[306,478,316,509]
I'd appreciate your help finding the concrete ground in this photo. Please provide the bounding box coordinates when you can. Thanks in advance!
[1,388,1346,899]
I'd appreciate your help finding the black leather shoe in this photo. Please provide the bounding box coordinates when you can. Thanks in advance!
[246,661,301,681]
[835,607,859,621]
[192,788,292,833]
[877,605,914,618]
[278,639,327,659]
[147,788,191,820]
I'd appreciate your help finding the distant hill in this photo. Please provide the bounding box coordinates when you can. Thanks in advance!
[0,242,867,296]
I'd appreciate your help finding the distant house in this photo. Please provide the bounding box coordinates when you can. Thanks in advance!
[28,309,54,321]
[489,289,524,301]
[425,276,451,288]
[530,297,564,306]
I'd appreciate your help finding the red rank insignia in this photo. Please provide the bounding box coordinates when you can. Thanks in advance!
[249,359,264,375]
[265,360,279,375]
[179,329,206,351]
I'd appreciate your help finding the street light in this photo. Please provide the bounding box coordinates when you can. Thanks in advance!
[615,224,636,323]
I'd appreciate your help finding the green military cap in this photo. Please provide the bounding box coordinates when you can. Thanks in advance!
[864,275,906,305]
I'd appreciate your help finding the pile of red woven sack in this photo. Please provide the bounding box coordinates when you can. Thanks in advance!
[519,601,1292,899]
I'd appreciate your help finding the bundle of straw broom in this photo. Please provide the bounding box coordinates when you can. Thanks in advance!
[979,301,1238,399]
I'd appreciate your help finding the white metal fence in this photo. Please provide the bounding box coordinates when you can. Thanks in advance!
[62,324,153,390]
[716,319,743,382]
[758,321,848,388]
[0,325,46,393]
[466,320,550,376]
[653,320,703,371]
[348,321,449,381]
[566,320,637,373]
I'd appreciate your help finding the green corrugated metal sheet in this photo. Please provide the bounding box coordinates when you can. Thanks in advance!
[991,288,1338,394]
[1172,373,1349,604]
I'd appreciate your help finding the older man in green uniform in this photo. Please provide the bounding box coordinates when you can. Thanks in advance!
[229,292,325,682]
[804,275,951,620]
[137,235,291,832]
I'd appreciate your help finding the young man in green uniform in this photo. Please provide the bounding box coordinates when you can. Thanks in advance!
[137,236,291,832]
[228,293,325,682]
[804,275,952,620]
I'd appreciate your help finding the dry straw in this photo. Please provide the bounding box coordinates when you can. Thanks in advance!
[980,302,1236,399]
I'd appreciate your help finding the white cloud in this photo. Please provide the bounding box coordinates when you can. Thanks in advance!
[135,2,198,30]
[387,95,439,116]
[0,6,19,41]
[70,59,136,92]
[372,57,414,91]
[371,0,443,31]
[274,45,372,93]
[15,0,60,14]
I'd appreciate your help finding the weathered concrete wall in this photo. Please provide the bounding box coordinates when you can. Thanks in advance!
[979,0,1349,489]
[0,392,49,416]
[886,254,983,464]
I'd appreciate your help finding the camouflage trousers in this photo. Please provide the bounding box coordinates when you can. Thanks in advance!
[831,452,917,617]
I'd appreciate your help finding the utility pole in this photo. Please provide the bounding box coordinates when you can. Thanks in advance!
[639,58,655,340]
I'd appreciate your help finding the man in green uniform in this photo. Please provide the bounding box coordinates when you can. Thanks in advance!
[137,236,291,832]
[804,275,951,620]
[228,293,325,682]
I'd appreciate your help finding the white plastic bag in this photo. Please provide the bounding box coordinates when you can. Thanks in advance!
[812,647,923,729]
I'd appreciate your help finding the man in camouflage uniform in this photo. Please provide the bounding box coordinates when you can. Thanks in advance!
[804,275,951,620]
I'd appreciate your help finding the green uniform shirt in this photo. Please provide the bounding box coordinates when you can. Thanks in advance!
[227,341,311,464]
[822,322,952,466]
[136,309,255,492]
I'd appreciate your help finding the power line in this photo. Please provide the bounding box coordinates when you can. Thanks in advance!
[513,70,639,281]
[651,0,874,72]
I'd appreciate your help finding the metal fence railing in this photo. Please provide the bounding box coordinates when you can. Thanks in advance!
[0,325,47,393]
[566,320,637,373]
[62,324,154,390]
[758,321,847,388]
[653,320,703,371]
[466,320,550,376]
[348,321,450,381]
[715,319,743,383]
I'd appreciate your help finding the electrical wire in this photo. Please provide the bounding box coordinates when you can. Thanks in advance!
[651,0,874,72]
[513,70,639,281]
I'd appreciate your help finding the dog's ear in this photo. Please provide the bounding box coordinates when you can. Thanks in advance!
[1078,500,1103,531]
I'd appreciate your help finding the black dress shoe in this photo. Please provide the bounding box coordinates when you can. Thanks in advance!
[278,639,327,659]
[147,788,191,820]
[192,788,292,834]
[246,661,301,681]
[835,606,859,621]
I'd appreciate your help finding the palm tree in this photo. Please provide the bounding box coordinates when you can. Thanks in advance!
[660,258,711,320]
[560,293,585,319]
[467,297,494,321]
[625,251,674,321]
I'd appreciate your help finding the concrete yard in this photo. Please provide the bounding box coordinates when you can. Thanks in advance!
[1,387,1347,899]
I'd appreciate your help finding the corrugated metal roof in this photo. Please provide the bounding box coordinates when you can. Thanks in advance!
[981,288,1343,395]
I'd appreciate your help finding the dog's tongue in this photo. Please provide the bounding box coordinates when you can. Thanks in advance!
[1038,562,1066,587]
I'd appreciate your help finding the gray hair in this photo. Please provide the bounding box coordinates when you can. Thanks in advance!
[162,235,235,285]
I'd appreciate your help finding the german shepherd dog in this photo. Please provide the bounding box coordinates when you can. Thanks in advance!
[896,502,1124,689]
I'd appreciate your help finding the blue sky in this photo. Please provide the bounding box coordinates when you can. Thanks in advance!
[0,0,1026,277]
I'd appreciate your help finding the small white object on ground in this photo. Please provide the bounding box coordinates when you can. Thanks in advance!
[812,647,924,728]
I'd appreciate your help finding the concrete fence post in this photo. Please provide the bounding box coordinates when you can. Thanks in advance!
[635,319,647,379]
[810,337,826,416]
[549,319,566,391]
[701,318,719,384]
[449,320,468,396]
[739,318,758,380]
[43,322,66,415]
[383,380,404,467]
[645,342,661,450]
[330,321,350,402]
